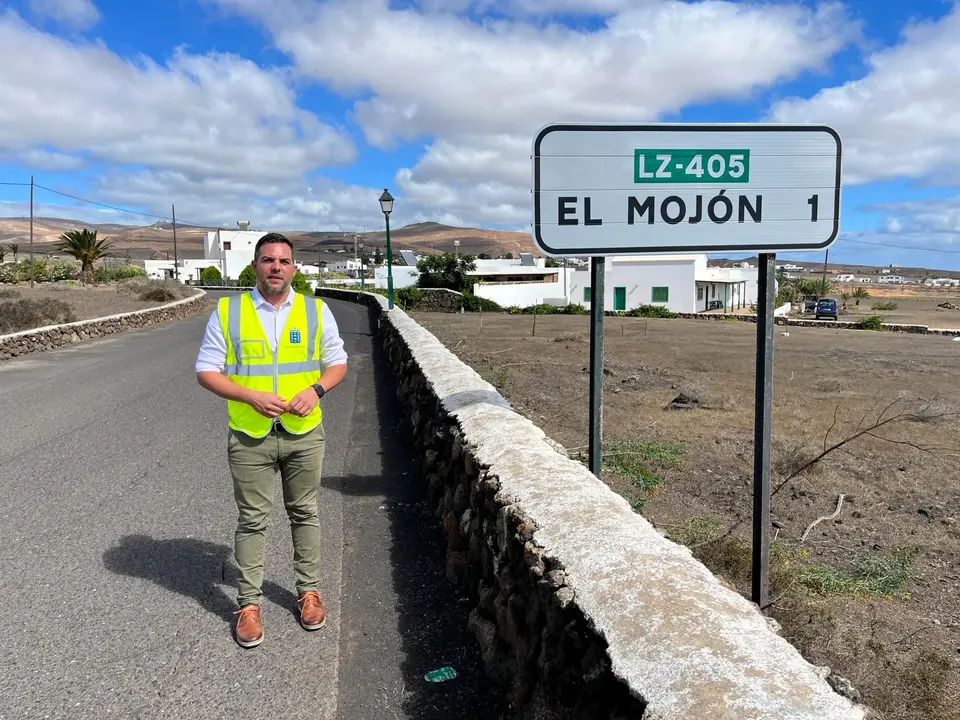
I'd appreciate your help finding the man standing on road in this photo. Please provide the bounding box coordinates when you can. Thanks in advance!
[195,232,348,649]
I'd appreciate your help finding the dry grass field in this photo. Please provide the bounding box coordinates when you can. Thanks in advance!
[0,280,204,335]
[828,286,960,329]
[412,310,960,720]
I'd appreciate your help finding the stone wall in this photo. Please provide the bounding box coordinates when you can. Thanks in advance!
[417,287,464,313]
[0,290,208,361]
[316,287,870,720]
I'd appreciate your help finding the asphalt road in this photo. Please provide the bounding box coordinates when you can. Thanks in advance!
[0,294,502,720]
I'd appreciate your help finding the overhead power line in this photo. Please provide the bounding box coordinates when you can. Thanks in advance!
[840,236,960,254]
[33,184,213,229]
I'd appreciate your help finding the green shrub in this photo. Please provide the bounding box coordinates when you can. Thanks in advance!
[561,302,587,315]
[94,265,147,282]
[626,304,677,318]
[461,292,501,312]
[854,314,884,330]
[0,298,76,333]
[525,303,558,315]
[871,301,898,311]
[395,286,423,309]
[238,265,256,287]
[0,259,79,284]
[291,271,311,294]
[200,266,222,283]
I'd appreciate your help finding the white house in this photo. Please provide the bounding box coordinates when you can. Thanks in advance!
[143,227,331,282]
[364,250,759,314]
[144,228,271,282]
[696,261,760,312]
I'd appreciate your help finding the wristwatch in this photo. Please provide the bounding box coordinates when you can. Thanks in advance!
[312,383,326,399]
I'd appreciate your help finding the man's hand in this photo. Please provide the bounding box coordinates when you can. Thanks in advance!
[246,390,289,418]
[285,387,320,418]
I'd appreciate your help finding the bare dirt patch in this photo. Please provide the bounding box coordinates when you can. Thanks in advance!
[830,287,960,329]
[412,310,960,720]
[0,280,201,334]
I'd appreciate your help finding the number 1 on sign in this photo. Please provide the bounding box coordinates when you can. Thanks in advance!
[808,194,819,222]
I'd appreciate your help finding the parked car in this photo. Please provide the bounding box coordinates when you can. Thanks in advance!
[815,297,839,320]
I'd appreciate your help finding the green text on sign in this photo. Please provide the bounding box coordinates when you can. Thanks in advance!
[634,149,751,184]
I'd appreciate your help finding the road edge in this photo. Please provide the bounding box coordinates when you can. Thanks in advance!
[0,288,208,362]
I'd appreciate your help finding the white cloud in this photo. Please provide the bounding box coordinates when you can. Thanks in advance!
[413,0,644,15]
[234,0,854,146]
[0,9,356,221]
[866,196,960,235]
[85,168,396,232]
[769,5,960,186]
[28,0,100,30]
[212,0,857,228]
[1,148,85,171]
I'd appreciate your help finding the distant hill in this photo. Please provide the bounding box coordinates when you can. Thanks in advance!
[0,217,536,262]
[6,216,955,278]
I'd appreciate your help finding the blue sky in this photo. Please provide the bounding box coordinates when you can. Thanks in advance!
[1,0,960,268]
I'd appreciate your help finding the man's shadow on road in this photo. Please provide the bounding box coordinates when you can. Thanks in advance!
[102,534,299,624]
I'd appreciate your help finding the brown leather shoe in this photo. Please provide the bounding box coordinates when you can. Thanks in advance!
[233,604,263,648]
[297,591,326,630]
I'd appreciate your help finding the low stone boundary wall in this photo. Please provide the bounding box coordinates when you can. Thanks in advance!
[642,310,960,335]
[414,287,463,312]
[0,289,208,361]
[317,286,869,720]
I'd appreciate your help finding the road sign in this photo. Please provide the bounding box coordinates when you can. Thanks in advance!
[532,123,842,256]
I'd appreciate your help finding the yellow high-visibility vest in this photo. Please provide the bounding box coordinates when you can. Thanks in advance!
[217,291,324,437]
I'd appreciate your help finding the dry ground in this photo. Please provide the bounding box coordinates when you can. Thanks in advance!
[412,310,960,720]
[827,287,960,329]
[0,280,204,334]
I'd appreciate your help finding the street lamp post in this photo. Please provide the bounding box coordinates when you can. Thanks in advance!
[378,188,395,309]
[358,240,365,291]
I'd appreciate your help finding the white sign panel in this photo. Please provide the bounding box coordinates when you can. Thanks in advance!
[532,123,841,256]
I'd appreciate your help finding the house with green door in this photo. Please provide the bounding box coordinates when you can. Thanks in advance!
[568,254,760,314]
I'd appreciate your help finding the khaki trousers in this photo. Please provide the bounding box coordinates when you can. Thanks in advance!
[226,422,325,607]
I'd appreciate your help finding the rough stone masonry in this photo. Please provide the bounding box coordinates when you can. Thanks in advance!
[317,287,871,720]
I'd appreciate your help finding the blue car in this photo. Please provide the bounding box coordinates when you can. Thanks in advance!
[815,297,838,320]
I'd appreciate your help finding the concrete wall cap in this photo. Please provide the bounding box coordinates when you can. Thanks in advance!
[382,301,866,720]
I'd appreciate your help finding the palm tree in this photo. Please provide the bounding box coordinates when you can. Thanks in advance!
[807,277,832,297]
[57,229,113,283]
[852,286,870,307]
[840,291,851,310]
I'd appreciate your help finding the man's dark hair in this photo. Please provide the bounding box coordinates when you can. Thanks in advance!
[254,232,295,260]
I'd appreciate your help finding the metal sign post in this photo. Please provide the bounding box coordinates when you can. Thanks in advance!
[531,122,842,610]
[588,257,605,474]
[752,253,776,608]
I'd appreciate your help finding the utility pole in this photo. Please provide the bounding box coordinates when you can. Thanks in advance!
[820,248,829,294]
[217,227,225,280]
[171,204,179,281]
[29,175,34,288]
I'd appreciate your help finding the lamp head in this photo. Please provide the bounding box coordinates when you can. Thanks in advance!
[378,188,394,216]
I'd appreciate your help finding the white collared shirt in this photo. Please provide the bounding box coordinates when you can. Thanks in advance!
[195,286,348,374]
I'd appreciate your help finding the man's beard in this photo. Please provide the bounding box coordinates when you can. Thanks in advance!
[258,276,291,296]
